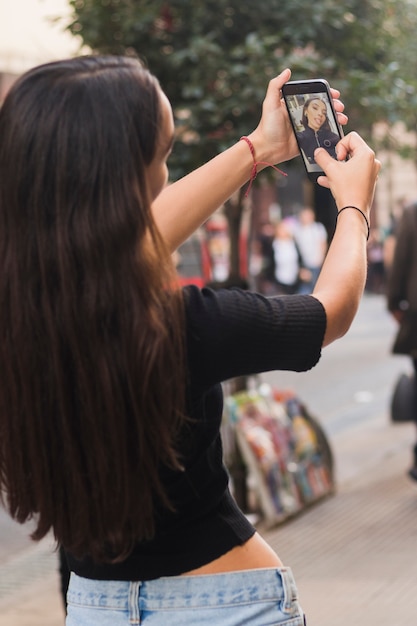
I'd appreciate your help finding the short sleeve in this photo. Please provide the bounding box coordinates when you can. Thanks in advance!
[183,286,326,387]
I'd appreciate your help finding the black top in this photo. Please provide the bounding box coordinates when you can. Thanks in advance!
[66,286,326,580]
[297,126,339,163]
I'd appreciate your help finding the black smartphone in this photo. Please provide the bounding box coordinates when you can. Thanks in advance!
[282,79,344,182]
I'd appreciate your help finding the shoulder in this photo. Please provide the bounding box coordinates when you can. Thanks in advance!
[182,286,326,383]
[182,285,326,333]
[183,285,269,321]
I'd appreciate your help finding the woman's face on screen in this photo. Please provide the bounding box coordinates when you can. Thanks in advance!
[305,99,327,131]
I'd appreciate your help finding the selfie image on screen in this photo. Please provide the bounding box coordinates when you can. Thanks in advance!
[286,92,341,174]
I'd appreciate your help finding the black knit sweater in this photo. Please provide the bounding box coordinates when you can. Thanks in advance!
[66,286,326,581]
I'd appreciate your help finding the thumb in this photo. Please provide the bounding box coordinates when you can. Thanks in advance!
[313,147,336,173]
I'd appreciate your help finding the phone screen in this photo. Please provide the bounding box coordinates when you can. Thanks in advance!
[282,80,343,181]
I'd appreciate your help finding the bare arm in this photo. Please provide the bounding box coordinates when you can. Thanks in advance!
[152,138,269,252]
[311,132,380,346]
[153,69,347,252]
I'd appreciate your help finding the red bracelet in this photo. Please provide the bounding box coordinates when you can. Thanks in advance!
[240,136,287,197]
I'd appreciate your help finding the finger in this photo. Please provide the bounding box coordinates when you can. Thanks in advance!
[314,147,337,175]
[278,67,291,86]
[268,68,291,95]
[316,175,330,189]
[332,98,345,113]
[337,112,349,126]
[335,131,370,159]
[277,71,291,103]
[263,69,291,111]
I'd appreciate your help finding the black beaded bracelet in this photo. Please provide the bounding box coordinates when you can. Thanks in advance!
[337,205,370,241]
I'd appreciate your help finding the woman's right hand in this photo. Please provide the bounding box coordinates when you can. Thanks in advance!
[312,132,381,346]
[247,69,348,168]
[314,131,380,217]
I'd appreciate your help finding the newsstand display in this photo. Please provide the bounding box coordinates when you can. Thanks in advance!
[222,382,334,527]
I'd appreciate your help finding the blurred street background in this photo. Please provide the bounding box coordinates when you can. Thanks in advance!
[2,1,417,625]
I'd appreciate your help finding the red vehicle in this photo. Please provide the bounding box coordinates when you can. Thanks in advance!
[176,216,249,287]
[175,231,212,287]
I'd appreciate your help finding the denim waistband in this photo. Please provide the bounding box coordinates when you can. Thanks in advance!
[67,566,298,611]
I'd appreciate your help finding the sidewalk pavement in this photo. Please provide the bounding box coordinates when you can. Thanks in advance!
[1,414,416,626]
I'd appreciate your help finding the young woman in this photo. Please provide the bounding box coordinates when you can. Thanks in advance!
[297,96,341,164]
[0,55,379,626]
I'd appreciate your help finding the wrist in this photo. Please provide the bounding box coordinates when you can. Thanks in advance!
[336,205,370,240]
[239,136,287,197]
[245,132,275,167]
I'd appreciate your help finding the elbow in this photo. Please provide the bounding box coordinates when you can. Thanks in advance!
[322,319,350,347]
[317,295,361,347]
[331,317,352,344]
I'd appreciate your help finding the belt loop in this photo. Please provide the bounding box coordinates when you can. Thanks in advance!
[279,567,293,612]
[129,581,141,625]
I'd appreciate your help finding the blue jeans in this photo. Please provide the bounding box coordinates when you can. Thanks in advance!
[66,567,306,625]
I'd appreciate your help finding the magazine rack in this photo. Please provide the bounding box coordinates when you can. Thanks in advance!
[223,382,334,527]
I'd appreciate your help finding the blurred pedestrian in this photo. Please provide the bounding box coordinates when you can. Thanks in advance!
[268,220,303,295]
[293,207,328,294]
[386,200,417,480]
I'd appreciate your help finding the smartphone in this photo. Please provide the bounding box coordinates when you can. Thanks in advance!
[282,79,344,182]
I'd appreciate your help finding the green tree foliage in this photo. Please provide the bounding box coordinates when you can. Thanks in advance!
[67,0,400,278]
[356,0,417,167]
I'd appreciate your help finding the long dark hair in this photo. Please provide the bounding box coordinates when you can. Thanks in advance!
[301,97,332,132]
[0,56,186,563]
